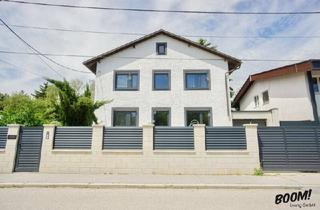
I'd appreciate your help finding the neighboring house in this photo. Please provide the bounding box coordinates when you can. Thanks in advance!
[83,29,241,127]
[233,59,320,126]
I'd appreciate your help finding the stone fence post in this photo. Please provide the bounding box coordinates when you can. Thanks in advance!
[244,124,260,168]
[0,124,20,173]
[92,124,104,154]
[143,124,154,156]
[39,124,55,172]
[193,124,206,155]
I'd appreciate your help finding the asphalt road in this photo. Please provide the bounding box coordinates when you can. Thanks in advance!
[0,188,319,210]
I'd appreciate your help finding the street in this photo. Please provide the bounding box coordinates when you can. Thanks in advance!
[1,187,319,210]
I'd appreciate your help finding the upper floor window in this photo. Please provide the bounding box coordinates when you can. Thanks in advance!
[184,71,210,90]
[156,42,167,55]
[312,61,320,69]
[254,95,259,107]
[262,91,269,104]
[153,70,170,90]
[114,71,139,90]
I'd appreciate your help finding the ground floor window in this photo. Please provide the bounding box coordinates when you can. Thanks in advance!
[185,109,211,126]
[113,109,138,126]
[152,108,170,126]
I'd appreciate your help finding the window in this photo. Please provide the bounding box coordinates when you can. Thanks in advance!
[186,109,211,126]
[156,42,167,55]
[153,71,170,90]
[115,71,139,90]
[113,109,138,126]
[312,77,319,92]
[312,61,320,69]
[254,95,259,107]
[262,91,269,104]
[185,71,209,90]
[152,108,170,126]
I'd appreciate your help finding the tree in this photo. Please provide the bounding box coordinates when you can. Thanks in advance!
[197,38,217,50]
[229,78,235,99]
[47,79,107,126]
[0,92,9,111]
[32,82,49,99]
[230,87,235,98]
[0,92,54,126]
[70,79,84,93]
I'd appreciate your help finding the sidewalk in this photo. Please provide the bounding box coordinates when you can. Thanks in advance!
[0,173,319,189]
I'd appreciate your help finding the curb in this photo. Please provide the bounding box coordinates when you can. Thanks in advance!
[0,183,308,190]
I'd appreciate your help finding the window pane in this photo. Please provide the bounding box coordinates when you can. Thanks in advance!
[115,72,138,89]
[154,73,169,90]
[113,111,137,126]
[131,74,138,89]
[262,91,269,104]
[312,78,319,92]
[254,96,259,107]
[159,46,165,54]
[153,110,169,126]
[116,74,129,89]
[186,110,210,126]
[186,73,208,89]
[312,61,320,69]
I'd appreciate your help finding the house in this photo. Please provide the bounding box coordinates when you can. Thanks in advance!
[232,59,320,126]
[83,29,241,127]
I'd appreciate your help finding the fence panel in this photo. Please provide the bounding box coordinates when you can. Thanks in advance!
[154,127,194,150]
[54,127,92,149]
[258,126,320,171]
[14,127,43,172]
[0,127,8,149]
[205,127,247,150]
[103,127,142,149]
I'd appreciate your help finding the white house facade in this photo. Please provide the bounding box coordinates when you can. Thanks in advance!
[233,60,320,125]
[83,29,241,127]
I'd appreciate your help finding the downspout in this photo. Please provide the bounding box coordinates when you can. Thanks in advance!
[225,63,241,121]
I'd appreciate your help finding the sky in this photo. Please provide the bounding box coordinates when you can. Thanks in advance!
[0,0,320,94]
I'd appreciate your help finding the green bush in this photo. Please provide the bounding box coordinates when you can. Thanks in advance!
[254,168,264,176]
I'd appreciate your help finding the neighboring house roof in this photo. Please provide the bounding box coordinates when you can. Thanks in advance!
[83,29,241,74]
[233,59,319,107]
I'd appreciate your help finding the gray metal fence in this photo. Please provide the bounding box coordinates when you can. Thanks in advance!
[205,127,247,150]
[103,127,143,149]
[54,127,92,149]
[258,126,320,171]
[14,127,43,172]
[154,127,194,150]
[0,127,8,149]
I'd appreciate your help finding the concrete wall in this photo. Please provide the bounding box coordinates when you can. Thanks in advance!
[239,72,315,122]
[95,34,232,126]
[232,109,280,126]
[0,125,19,173]
[39,124,260,175]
